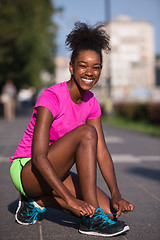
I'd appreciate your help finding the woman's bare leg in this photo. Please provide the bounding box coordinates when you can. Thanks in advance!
[21,124,99,209]
[34,172,113,218]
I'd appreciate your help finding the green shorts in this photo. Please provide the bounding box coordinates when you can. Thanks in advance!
[10,158,31,197]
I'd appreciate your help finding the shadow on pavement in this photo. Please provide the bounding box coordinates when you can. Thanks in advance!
[8,199,18,214]
[127,167,160,181]
[44,208,79,229]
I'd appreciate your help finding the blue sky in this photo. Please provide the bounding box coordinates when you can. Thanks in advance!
[52,0,160,56]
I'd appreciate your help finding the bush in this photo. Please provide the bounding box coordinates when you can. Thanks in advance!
[146,103,160,124]
[114,102,160,125]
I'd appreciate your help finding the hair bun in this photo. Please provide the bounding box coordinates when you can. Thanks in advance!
[65,21,110,53]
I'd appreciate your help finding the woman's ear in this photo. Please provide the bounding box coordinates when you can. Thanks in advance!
[69,62,73,75]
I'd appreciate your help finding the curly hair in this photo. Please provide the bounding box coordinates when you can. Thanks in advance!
[65,22,111,64]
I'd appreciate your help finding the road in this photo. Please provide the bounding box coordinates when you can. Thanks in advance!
[0,116,160,240]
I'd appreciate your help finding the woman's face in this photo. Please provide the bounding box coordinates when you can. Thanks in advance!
[70,50,102,91]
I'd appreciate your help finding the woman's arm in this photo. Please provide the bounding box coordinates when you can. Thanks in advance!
[32,106,73,202]
[32,106,95,216]
[86,116,134,216]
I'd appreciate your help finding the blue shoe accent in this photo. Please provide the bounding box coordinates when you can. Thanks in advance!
[79,208,130,237]
[105,212,118,221]
[15,194,46,225]
[81,208,115,230]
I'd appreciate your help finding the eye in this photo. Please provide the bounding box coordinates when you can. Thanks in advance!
[93,66,101,70]
[79,64,86,68]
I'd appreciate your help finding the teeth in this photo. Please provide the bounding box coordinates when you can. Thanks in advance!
[81,78,93,82]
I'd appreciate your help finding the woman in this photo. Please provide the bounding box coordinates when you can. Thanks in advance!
[10,22,134,237]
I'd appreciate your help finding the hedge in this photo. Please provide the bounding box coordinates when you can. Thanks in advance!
[113,102,160,125]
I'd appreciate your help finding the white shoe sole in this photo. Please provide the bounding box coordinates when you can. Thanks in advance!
[79,225,130,237]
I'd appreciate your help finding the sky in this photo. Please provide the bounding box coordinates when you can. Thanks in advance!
[52,0,160,57]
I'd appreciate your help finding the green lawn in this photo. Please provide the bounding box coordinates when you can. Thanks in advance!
[102,116,160,137]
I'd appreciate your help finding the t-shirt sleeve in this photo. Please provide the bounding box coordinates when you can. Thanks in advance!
[87,95,101,119]
[34,89,59,119]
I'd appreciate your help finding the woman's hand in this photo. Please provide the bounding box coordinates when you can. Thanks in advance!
[112,194,135,218]
[66,196,96,217]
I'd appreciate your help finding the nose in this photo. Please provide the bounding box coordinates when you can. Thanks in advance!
[85,67,93,76]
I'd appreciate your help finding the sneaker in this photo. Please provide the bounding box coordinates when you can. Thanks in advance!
[15,194,46,225]
[79,208,130,237]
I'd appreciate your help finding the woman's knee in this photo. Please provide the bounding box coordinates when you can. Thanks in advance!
[79,124,98,143]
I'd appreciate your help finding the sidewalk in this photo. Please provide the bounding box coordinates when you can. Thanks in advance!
[0,116,160,240]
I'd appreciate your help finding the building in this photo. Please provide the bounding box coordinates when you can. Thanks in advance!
[54,57,70,84]
[94,15,156,104]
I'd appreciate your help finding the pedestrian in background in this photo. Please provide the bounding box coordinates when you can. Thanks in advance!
[1,79,17,121]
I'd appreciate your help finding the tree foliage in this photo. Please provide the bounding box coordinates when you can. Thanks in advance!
[0,0,58,90]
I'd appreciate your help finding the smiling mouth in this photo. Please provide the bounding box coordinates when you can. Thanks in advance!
[81,78,94,83]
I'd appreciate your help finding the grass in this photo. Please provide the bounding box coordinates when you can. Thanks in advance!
[102,115,160,137]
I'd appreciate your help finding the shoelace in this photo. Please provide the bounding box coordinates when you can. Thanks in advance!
[105,212,118,220]
[92,209,116,227]
[26,202,43,224]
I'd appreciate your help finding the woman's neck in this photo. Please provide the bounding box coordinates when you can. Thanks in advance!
[67,79,86,105]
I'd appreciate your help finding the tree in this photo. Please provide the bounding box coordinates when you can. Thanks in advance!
[0,0,58,90]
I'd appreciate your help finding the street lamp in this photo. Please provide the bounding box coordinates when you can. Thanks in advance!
[104,0,111,98]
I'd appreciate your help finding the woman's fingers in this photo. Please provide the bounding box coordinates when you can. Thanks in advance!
[79,202,96,217]
[69,198,96,217]
[112,198,135,218]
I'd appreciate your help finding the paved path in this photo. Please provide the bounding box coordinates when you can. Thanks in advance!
[0,116,160,240]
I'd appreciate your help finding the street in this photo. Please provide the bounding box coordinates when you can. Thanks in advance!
[0,115,160,240]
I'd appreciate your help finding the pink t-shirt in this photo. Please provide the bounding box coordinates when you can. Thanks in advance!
[10,81,101,162]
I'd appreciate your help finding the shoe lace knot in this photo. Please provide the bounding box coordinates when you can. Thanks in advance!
[26,203,43,224]
[93,208,116,226]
